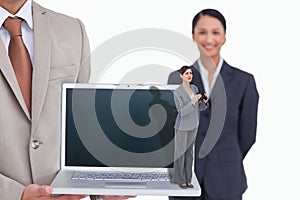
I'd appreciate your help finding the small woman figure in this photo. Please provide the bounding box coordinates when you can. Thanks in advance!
[172,65,208,188]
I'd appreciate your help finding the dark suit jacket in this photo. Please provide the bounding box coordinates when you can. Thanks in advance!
[168,60,259,199]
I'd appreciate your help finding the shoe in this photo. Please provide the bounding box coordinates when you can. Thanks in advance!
[179,183,187,189]
[186,183,194,188]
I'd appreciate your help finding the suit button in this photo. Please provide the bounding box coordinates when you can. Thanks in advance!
[31,140,43,149]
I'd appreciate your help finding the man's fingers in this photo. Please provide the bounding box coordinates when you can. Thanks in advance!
[25,184,52,197]
[23,184,86,200]
[38,185,52,196]
[56,194,88,200]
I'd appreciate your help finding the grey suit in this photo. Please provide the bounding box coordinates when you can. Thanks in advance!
[0,2,90,199]
[172,84,208,184]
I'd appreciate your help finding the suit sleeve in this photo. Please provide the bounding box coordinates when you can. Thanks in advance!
[167,71,181,84]
[238,74,259,158]
[0,174,25,200]
[199,100,209,111]
[76,19,91,83]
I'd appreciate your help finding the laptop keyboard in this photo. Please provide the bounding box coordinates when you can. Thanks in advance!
[72,171,172,181]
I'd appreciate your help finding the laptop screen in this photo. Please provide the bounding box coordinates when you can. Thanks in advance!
[63,84,178,168]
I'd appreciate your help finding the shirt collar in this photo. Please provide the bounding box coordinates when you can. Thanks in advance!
[198,57,224,78]
[0,0,33,29]
[0,6,11,26]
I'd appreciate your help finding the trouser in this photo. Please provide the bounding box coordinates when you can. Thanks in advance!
[172,128,197,184]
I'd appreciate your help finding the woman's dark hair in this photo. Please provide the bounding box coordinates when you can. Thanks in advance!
[192,8,226,33]
[179,66,191,75]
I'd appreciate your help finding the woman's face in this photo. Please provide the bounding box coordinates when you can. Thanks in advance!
[193,15,226,63]
[180,69,193,83]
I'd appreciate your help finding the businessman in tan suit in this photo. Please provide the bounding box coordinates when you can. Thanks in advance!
[0,1,109,200]
[0,0,90,199]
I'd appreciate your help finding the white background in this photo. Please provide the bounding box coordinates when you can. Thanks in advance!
[35,0,300,199]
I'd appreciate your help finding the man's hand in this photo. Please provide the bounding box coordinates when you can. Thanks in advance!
[22,184,87,200]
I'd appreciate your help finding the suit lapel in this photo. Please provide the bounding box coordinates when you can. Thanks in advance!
[197,61,233,158]
[210,61,233,99]
[0,25,31,120]
[31,2,51,132]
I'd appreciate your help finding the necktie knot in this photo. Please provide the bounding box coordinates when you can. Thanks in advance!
[3,17,22,37]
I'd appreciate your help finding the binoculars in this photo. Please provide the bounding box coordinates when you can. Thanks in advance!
[198,92,208,103]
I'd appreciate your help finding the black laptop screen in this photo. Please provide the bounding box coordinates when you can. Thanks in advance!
[65,86,177,168]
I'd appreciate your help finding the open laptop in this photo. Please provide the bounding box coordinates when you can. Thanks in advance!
[50,83,200,196]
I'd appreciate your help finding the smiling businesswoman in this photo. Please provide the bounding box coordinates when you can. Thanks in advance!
[168,8,259,200]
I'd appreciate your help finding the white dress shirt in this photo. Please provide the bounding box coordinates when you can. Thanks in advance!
[197,57,223,97]
[0,0,34,65]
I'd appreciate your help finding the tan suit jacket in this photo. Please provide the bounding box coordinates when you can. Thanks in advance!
[0,2,90,199]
